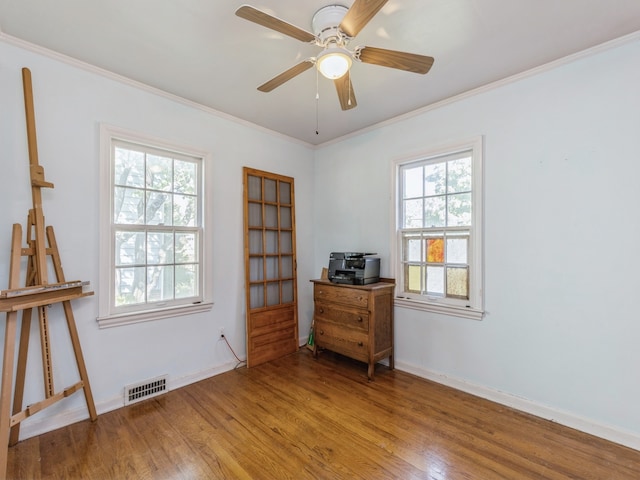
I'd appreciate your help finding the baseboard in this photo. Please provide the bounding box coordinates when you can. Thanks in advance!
[17,360,239,442]
[395,360,640,452]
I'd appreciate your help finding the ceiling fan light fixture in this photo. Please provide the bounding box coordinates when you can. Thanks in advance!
[316,48,352,79]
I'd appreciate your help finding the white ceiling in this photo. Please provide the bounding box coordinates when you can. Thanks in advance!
[1,0,640,145]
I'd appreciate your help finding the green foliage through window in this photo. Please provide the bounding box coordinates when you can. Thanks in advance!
[112,141,202,308]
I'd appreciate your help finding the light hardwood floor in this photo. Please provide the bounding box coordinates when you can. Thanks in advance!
[7,349,640,479]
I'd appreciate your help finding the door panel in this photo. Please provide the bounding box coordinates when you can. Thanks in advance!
[243,167,298,367]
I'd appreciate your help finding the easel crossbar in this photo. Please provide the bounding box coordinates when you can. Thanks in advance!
[1,280,87,298]
[10,381,85,427]
[0,285,93,312]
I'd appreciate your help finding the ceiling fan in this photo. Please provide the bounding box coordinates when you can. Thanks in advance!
[235,0,434,111]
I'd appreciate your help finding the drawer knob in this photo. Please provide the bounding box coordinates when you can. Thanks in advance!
[319,307,324,314]
[357,316,363,322]
[357,341,364,347]
[319,330,324,335]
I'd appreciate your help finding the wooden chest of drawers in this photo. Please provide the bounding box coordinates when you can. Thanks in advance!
[311,279,395,380]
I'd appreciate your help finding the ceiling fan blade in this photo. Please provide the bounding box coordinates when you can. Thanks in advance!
[235,5,316,43]
[339,0,388,38]
[357,46,434,74]
[334,74,357,111]
[257,60,315,92]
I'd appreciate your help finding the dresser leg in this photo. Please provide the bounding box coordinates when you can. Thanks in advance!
[367,363,374,381]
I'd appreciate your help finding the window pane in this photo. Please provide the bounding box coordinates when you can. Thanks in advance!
[446,236,468,264]
[174,159,196,194]
[173,194,196,226]
[250,285,264,309]
[281,255,293,278]
[248,203,262,227]
[147,232,174,265]
[265,205,278,228]
[266,256,279,280]
[279,181,291,204]
[403,166,423,198]
[280,206,292,228]
[249,257,263,281]
[249,230,263,254]
[426,238,444,263]
[403,234,422,262]
[147,266,174,302]
[282,280,294,303]
[115,266,145,306]
[114,147,144,188]
[403,198,423,228]
[248,175,262,201]
[396,144,480,310]
[110,137,204,314]
[265,231,278,254]
[146,192,172,225]
[425,196,446,227]
[447,267,469,299]
[146,154,173,191]
[264,179,277,203]
[447,157,472,193]
[426,266,444,296]
[175,264,197,298]
[266,282,280,306]
[115,231,146,265]
[175,232,197,263]
[114,187,144,224]
[279,232,292,253]
[447,192,471,227]
[425,162,446,196]
[405,264,422,293]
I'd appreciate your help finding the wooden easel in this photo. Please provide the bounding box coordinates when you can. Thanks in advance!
[0,67,97,476]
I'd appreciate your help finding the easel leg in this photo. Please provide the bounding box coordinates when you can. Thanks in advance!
[9,308,32,446]
[47,227,97,421]
[62,301,97,420]
[0,312,19,475]
[1,224,24,474]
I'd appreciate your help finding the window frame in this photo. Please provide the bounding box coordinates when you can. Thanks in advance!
[98,124,213,328]
[391,137,484,320]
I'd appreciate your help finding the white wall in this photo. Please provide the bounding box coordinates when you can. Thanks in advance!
[314,36,640,449]
[0,39,315,438]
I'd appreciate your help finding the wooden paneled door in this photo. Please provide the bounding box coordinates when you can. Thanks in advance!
[243,167,299,367]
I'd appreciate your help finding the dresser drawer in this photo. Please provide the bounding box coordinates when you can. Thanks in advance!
[314,320,369,362]
[314,283,368,308]
[314,303,369,332]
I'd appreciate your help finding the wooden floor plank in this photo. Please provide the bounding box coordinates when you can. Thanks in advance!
[6,350,640,479]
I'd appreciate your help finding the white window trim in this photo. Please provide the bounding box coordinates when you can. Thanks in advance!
[390,136,484,320]
[97,124,214,328]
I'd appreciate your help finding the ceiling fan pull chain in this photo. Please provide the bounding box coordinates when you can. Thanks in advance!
[348,70,352,106]
[315,68,320,135]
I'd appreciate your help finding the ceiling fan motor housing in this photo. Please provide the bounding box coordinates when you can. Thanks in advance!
[312,5,350,45]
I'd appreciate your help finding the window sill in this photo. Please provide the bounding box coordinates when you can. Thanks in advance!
[97,301,214,328]
[394,297,484,320]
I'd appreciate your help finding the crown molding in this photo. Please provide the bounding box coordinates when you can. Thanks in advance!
[316,29,640,149]
[0,32,314,149]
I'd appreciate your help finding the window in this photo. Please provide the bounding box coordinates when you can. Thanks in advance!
[98,125,213,328]
[393,137,483,320]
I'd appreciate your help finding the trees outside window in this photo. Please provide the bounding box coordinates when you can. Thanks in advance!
[98,126,211,327]
[393,138,483,320]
